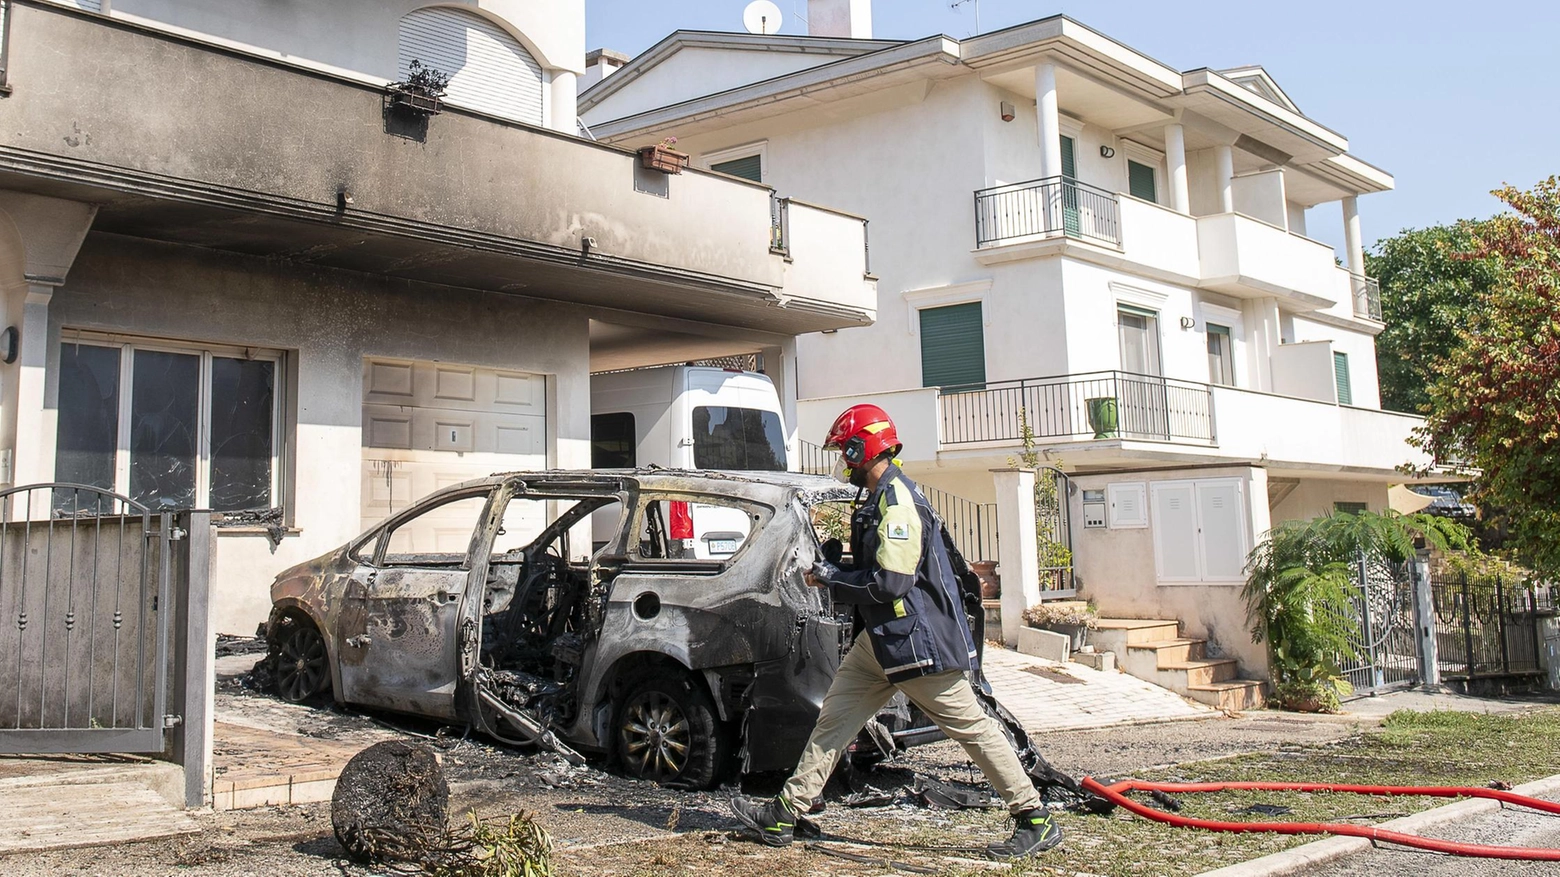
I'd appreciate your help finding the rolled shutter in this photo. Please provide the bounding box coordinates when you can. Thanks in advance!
[398,7,545,126]
[1333,352,1352,405]
[1128,160,1157,202]
[1060,136,1077,179]
[711,154,762,182]
[919,303,986,389]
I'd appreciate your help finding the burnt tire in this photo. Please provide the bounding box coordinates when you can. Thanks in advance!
[614,675,728,789]
[275,619,331,704]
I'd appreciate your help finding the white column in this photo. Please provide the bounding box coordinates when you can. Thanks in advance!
[1342,196,1365,276]
[1165,123,1189,214]
[1035,63,1061,179]
[11,284,53,507]
[1241,297,1281,393]
[761,340,799,469]
[1215,144,1235,213]
[548,70,578,134]
[993,467,1040,645]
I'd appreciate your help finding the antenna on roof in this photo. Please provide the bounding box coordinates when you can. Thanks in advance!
[950,0,980,35]
[743,0,783,35]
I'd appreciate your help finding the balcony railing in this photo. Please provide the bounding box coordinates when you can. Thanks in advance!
[1351,273,1383,321]
[770,194,790,255]
[974,176,1122,249]
[939,371,1216,446]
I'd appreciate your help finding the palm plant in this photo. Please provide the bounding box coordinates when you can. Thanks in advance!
[1243,509,1468,711]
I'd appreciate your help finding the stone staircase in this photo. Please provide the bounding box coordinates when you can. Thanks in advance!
[1091,618,1266,712]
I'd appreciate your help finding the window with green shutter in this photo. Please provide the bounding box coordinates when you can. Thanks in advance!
[710,154,762,183]
[1060,135,1077,180]
[1128,159,1157,203]
[1333,351,1352,405]
[920,302,986,389]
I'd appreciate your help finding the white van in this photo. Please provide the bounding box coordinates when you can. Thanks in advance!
[589,366,789,559]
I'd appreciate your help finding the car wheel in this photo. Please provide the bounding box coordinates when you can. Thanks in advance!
[276,620,331,704]
[615,675,727,788]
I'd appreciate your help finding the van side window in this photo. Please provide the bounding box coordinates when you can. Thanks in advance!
[691,407,787,471]
[591,412,636,468]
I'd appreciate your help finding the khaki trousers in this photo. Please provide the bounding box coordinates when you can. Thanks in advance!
[781,633,1043,815]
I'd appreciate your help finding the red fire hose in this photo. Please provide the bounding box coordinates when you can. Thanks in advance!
[1081,777,1560,861]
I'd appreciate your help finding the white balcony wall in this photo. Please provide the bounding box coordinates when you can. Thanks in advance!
[1231,169,1288,229]
[1116,197,1200,280]
[1271,340,1336,402]
[1198,213,1344,307]
[1290,315,1383,409]
[781,201,877,319]
[797,387,942,463]
[1210,387,1431,473]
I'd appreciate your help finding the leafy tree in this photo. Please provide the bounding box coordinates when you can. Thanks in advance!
[1411,177,1560,578]
[1368,222,1502,413]
[1243,510,1467,711]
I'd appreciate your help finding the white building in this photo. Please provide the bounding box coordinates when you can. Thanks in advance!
[581,1,1437,689]
[0,0,874,632]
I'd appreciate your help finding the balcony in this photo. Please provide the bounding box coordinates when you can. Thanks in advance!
[974,177,1122,249]
[1197,213,1346,308]
[938,372,1216,447]
[1351,273,1383,321]
[0,2,874,335]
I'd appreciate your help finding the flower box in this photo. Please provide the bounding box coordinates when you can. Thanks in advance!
[387,89,443,116]
[639,144,690,175]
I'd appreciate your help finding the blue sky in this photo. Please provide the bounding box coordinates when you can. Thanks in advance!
[585,1,1556,254]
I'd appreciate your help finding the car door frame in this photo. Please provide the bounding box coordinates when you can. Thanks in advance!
[335,484,502,720]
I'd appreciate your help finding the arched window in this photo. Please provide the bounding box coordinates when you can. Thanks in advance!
[397,6,544,126]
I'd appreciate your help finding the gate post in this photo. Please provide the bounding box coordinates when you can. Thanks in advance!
[1412,551,1440,689]
[170,511,216,809]
[992,468,1040,645]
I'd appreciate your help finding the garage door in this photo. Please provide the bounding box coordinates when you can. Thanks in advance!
[397,7,545,126]
[362,358,546,543]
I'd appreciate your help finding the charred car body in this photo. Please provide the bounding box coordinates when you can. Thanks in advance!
[264,470,905,787]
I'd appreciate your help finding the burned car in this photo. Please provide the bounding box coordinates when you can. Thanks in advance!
[263,469,892,788]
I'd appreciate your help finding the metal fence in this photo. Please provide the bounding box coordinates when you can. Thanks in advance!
[1431,570,1544,678]
[974,176,1122,248]
[939,371,1216,446]
[797,441,999,563]
[1333,558,1421,695]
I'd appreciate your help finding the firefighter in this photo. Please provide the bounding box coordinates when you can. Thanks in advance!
[730,404,1063,859]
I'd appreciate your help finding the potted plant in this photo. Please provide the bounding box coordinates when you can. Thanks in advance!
[386,59,450,116]
[1021,602,1097,651]
[639,137,690,174]
[1085,396,1118,439]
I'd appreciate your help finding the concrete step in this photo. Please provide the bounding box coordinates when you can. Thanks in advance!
[1127,637,1206,665]
[1188,679,1267,712]
[0,763,198,853]
[1159,657,1240,688]
[1090,618,1181,656]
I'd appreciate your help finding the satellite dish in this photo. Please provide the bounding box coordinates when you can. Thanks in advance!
[742,0,782,35]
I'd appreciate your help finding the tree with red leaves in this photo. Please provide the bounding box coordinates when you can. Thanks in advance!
[1411,177,1560,578]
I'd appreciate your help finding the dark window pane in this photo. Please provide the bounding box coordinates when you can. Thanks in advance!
[210,357,274,511]
[129,350,199,510]
[692,407,786,471]
[54,344,120,513]
[590,412,636,468]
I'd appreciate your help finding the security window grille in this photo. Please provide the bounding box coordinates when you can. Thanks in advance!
[54,337,282,512]
[1334,351,1353,405]
[919,302,986,388]
[590,412,636,468]
[1128,159,1158,203]
[710,154,762,183]
[1117,305,1162,377]
[1206,324,1234,386]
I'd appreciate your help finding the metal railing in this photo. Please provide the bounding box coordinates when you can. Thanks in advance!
[769,195,790,255]
[797,441,999,563]
[974,176,1122,248]
[1351,273,1383,321]
[1431,570,1545,678]
[938,371,1216,446]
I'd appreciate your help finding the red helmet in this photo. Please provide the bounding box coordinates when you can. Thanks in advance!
[824,404,902,468]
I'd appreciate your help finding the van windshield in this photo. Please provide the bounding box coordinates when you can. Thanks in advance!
[692,407,787,471]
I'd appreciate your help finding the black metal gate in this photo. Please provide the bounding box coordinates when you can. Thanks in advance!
[0,484,173,754]
[1035,466,1075,599]
[1431,570,1544,679]
[1337,558,1421,695]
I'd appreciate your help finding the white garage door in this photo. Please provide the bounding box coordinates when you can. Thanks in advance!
[398,7,545,126]
[362,358,547,542]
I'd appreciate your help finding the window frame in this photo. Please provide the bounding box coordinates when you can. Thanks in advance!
[54,331,287,513]
[917,300,987,389]
[1116,304,1163,377]
[1333,351,1353,405]
[1206,323,1235,386]
[700,141,768,183]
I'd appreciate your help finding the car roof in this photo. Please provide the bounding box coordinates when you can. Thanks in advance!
[435,468,855,505]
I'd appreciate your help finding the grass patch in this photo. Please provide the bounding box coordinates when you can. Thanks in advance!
[558,708,1560,877]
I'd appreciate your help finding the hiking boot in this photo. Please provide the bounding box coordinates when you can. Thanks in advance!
[729,795,798,847]
[987,808,1063,859]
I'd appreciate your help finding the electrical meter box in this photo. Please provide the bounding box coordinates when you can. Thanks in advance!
[1082,489,1106,529]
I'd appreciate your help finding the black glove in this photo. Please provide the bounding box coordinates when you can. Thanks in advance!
[811,559,844,585]
[820,537,844,565]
